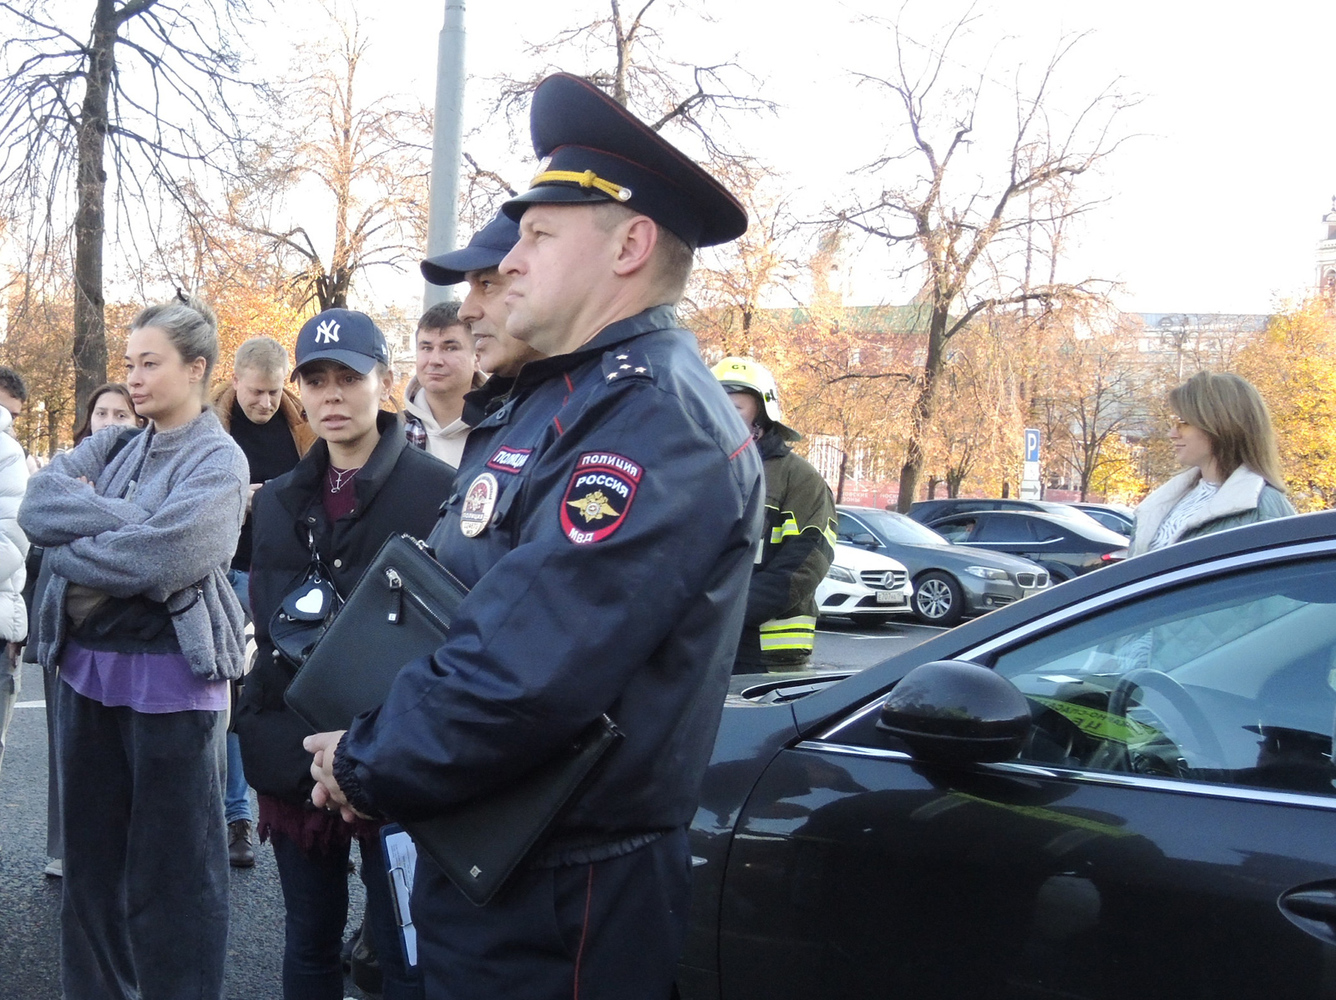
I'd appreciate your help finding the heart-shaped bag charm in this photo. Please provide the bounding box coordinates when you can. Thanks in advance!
[280,578,337,622]
[294,587,325,615]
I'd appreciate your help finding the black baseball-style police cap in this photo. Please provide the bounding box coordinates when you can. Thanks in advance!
[502,73,747,250]
[420,210,521,286]
[291,308,390,379]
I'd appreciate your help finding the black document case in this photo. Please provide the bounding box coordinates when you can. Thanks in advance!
[284,533,466,733]
[284,532,623,906]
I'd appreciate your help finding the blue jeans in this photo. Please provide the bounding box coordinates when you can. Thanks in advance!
[56,679,229,1000]
[271,830,422,1000]
[225,733,252,823]
[225,569,253,824]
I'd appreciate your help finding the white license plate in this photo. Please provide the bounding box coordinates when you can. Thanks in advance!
[875,590,905,605]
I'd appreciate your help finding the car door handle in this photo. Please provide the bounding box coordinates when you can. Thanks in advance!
[1280,888,1336,924]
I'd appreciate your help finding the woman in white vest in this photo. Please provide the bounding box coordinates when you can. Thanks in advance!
[1130,371,1295,556]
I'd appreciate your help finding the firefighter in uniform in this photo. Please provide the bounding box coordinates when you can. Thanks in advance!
[304,73,764,999]
[713,357,836,673]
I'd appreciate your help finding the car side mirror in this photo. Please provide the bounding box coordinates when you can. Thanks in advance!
[851,532,879,549]
[876,660,1031,764]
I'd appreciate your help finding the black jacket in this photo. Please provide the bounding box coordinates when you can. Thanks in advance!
[334,306,765,850]
[234,412,455,804]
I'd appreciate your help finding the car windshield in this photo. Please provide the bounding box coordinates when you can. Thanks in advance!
[853,508,948,545]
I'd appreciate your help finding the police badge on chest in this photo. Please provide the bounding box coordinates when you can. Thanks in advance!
[460,473,499,538]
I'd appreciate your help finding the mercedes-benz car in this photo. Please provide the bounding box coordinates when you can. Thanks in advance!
[815,542,914,624]
[837,505,1049,625]
[680,510,1336,1000]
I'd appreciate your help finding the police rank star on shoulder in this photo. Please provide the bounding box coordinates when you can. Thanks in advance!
[305,73,764,999]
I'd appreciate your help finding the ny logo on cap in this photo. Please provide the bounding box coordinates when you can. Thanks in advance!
[315,319,340,344]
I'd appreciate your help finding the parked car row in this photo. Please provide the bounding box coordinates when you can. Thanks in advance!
[835,507,1050,626]
[818,498,1131,630]
[908,496,1134,538]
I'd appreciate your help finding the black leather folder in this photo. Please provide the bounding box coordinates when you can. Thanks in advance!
[284,533,465,733]
[284,532,622,905]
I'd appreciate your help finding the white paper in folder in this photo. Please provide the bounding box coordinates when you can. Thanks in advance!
[380,824,418,968]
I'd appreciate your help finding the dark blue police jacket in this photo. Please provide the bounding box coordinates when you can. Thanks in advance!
[336,305,764,849]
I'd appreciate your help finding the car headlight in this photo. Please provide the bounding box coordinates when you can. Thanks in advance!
[826,565,858,584]
[963,565,1008,581]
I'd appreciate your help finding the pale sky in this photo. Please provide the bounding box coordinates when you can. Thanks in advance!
[276,0,1336,318]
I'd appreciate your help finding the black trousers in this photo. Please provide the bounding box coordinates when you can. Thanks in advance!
[411,827,691,1000]
[56,680,229,1000]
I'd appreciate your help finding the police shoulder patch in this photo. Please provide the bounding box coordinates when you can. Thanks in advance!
[560,451,643,544]
[601,348,654,385]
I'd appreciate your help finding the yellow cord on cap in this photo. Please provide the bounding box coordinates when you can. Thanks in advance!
[530,169,632,202]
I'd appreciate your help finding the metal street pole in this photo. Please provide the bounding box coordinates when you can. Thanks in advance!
[423,0,466,309]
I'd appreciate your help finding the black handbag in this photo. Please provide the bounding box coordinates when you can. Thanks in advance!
[284,533,623,906]
[269,530,342,667]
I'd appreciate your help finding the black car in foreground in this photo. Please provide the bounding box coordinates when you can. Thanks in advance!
[927,509,1129,580]
[680,510,1336,1000]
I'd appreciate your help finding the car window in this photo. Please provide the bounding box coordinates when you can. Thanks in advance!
[835,512,866,542]
[855,509,948,545]
[988,557,1336,796]
[974,515,1034,542]
[1031,520,1066,542]
[1083,510,1121,532]
[933,517,975,543]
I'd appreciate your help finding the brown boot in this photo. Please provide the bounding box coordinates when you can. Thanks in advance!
[228,819,255,868]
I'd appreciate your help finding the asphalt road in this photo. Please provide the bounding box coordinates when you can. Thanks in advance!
[0,616,943,999]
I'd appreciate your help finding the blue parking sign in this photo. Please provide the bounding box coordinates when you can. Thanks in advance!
[1024,429,1041,463]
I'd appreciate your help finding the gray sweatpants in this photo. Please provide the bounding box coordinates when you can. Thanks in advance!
[55,678,229,1000]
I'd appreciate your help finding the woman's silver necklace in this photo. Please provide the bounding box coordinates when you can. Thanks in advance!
[327,465,358,493]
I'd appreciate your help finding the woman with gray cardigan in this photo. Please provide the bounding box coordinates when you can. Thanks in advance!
[1130,371,1295,556]
[19,295,249,1000]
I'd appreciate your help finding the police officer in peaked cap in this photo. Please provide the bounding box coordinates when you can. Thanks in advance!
[307,74,764,998]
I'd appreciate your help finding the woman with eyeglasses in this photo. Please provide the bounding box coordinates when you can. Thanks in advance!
[1130,371,1295,556]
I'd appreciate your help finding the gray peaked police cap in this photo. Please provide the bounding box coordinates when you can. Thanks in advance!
[502,73,748,250]
[420,210,522,286]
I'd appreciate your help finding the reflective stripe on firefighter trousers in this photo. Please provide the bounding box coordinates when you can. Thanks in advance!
[758,614,817,652]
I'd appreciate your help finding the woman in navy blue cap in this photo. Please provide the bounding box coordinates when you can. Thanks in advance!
[235,308,451,1000]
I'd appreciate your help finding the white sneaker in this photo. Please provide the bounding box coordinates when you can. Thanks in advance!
[43,858,62,877]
